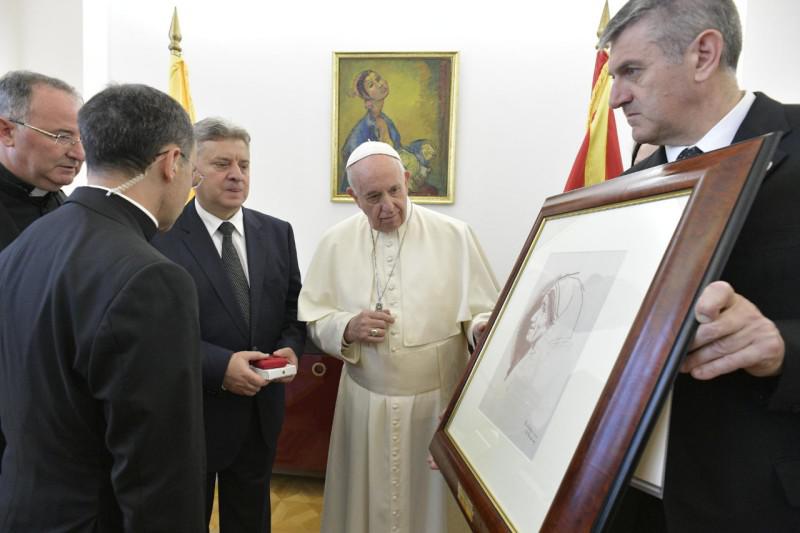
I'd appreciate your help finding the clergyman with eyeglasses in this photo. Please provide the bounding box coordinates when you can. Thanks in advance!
[0,70,85,252]
[0,70,84,481]
[0,83,206,531]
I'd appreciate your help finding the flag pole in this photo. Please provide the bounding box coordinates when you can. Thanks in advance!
[167,7,195,123]
[167,7,197,201]
[169,7,183,57]
[596,0,611,46]
[563,0,623,191]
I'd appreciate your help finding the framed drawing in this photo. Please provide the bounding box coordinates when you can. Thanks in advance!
[429,134,779,532]
[331,52,457,203]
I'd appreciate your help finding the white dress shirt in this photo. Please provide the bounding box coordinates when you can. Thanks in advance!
[665,91,756,162]
[194,200,250,283]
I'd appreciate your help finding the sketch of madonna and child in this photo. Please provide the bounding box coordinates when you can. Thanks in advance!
[480,251,625,459]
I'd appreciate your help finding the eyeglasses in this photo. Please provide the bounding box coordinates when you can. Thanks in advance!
[155,149,187,161]
[175,152,205,187]
[9,119,81,146]
[157,149,203,188]
[192,170,206,189]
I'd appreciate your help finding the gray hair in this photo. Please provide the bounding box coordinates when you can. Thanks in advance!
[0,70,81,120]
[78,84,194,176]
[599,0,742,71]
[194,117,251,147]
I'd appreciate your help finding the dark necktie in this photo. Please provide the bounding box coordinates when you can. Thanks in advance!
[218,221,250,328]
[677,146,703,160]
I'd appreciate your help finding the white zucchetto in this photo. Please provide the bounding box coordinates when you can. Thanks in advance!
[346,141,401,168]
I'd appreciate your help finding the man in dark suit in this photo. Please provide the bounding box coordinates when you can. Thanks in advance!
[0,84,206,531]
[599,1,800,531]
[153,117,305,532]
[0,70,84,473]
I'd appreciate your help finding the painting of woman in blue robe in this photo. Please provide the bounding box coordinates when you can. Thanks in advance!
[332,53,457,202]
[339,70,403,193]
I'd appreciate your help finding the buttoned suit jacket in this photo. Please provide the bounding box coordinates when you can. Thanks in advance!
[627,93,800,532]
[0,187,206,532]
[152,200,305,471]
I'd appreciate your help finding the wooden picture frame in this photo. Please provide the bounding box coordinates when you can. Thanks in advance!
[331,51,457,203]
[430,134,779,532]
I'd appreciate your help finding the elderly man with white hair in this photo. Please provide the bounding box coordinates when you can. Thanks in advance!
[300,141,498,533]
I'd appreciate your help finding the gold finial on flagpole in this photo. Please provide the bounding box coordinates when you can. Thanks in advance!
[596,0,611,48]
[169,7,183,57]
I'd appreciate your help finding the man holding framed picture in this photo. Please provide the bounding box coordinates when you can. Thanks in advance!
[601,0,800,530]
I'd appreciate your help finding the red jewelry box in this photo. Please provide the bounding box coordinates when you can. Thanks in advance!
[252,356,289,370]
[251,356,296,380]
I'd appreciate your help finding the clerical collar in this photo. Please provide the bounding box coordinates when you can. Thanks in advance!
[0,161,53,198]
[84,184,159,229]
[195,199,245,238]
[666,91,756,163]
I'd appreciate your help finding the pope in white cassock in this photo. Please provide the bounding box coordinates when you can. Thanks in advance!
[299,141,499,533]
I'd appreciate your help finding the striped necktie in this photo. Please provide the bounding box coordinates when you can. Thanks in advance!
[677,146,703,160]
[218,221,250,329]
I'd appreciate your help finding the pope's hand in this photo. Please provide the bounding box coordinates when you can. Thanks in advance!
[474,321,489,344]
[683,281,784,380]
[344,309,395,344]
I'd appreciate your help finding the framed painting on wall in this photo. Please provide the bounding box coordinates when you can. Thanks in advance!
[429,134,779,532]
[331,51,458,204]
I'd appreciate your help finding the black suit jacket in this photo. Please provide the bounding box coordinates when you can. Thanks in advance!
[0,187,66,252]
[152,200,305,471]
[629,93,800,531]
[0,187,206,532]
[0,199,21,252]
[0,166,67,477]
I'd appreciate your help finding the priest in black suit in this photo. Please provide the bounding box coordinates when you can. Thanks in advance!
[600,1,800,531]
[152,117,305,533]
[0,84,205,532]
[0,70,84,473]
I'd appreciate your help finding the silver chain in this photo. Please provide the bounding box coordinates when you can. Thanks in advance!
[370,203,413,311]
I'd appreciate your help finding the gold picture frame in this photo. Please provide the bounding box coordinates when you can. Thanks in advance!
[331,51,458,204]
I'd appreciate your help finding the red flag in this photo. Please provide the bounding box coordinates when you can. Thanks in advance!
[564,4,623,192]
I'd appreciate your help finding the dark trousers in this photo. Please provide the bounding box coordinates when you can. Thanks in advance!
[206,406,276,533]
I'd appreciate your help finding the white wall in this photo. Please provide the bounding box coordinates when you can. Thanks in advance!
[4,0,800,285]
[92,0,603,282]
[0,0,21,73]
[738,0,800,103]
[12,0,83,92]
